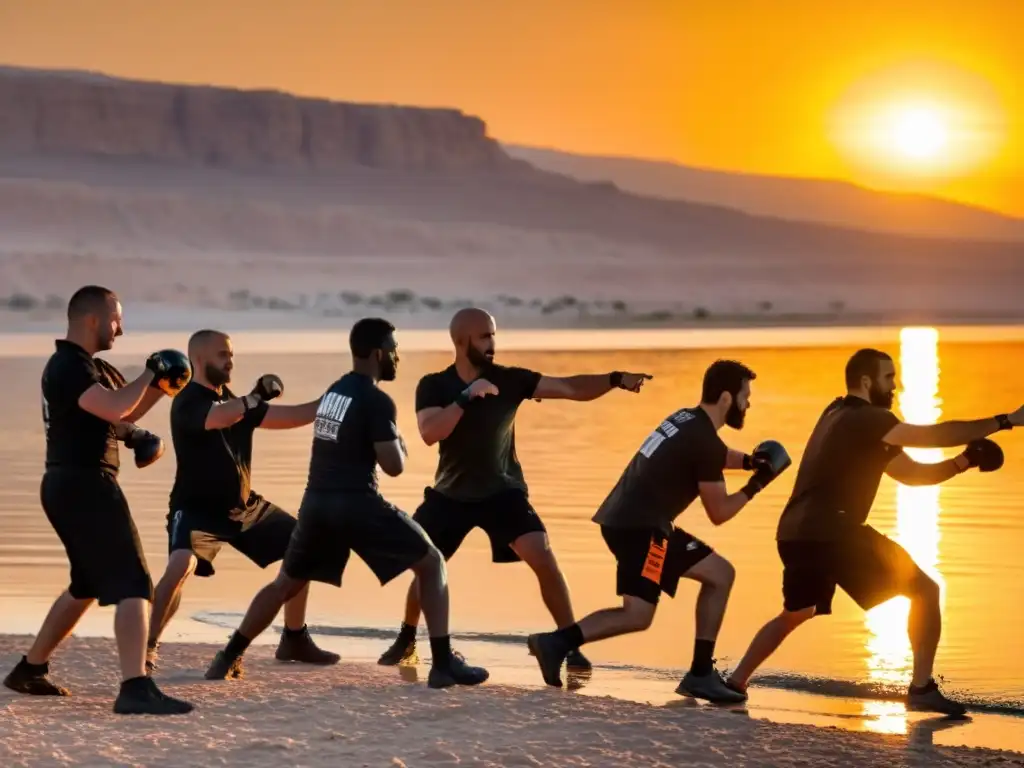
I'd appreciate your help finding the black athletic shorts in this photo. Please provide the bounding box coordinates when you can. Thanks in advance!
[167,493,295,577]
[40,468,153,606]
[412,486,547,563]
[283,490,433,587]
[778,525,931,615]
[600,525,714,605]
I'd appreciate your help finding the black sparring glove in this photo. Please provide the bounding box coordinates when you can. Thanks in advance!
[251,374,284,401]
[963,438,1004,472]
[145,349,192,397]
[122,426,165,469]
[741,440,792,499]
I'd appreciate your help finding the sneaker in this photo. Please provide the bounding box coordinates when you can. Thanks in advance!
[566,648,592,671]
[3,656,70,696]
[113,676,193,715]
[676,669,748,704]
[378,632,418,666]
[527,632,569,688]
[427,653,489,689]
[204,650,245,680]
[275,626,340,665]
[907,679,968,717]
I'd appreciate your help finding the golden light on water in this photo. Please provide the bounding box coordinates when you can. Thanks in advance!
[863,327,945,734]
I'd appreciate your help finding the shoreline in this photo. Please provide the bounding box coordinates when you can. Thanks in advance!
[1,634,1021,767]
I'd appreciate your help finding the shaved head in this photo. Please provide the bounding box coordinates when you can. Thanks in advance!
[188,329,233,389]
[450,308,496,369]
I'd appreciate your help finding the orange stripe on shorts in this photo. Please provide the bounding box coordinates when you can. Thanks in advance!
[641,537,667,583]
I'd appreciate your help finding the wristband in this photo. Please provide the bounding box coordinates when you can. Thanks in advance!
[242,395,251,413]
[455,388,472,408]
[741,454,754,471]
[610,371,624,389]
[995,413,1013,431]
[740,478,763,500]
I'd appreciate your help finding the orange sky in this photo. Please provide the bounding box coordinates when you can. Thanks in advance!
[0,1,1020,215]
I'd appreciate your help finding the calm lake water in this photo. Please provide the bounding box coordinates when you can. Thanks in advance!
[1,325,1023,750]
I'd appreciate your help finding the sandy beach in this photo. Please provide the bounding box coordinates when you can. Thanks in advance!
[1,636,1020,768]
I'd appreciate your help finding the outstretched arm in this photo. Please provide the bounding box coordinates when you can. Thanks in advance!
[533,371,652,401]
[260,399,321,430]
[883,407,1020,448]
[884,451,967,486]
[122,386,166,424]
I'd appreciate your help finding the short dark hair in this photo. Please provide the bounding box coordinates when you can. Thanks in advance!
[845,348,893,389]
[701,359,756,404]
[67,285,116,320]
[350,318,396,359]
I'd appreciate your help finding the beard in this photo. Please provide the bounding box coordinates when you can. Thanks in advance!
[380,356,398,382]
[467,344,494,369]
[205,363,231,387]
[869,383,895,410]
[725,400,746,429]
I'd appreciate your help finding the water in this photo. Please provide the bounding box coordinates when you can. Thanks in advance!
[2,325,1023,752]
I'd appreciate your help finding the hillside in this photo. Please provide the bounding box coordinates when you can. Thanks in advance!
[504,145,1024,243]
[1,66,1022,331]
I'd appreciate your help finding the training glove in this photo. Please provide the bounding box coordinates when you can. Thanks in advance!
[146,349,192,396]
[122,426,165,469]
[741,440,792,499]
[252,374,284,401]
[962,438,1004,472]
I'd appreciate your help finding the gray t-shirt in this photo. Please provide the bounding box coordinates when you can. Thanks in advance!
[593,406,726,536]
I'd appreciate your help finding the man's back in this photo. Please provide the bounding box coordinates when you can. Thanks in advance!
[306,371,398,494]
[593,406,727,536]
[777,395,902,542]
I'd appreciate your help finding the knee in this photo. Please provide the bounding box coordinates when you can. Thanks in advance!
[160,551,197,587]
[272,573,306,603]
[781,606,815,630]
[624,602,656,632]
[412,546,445,579]
[701,556,736,591]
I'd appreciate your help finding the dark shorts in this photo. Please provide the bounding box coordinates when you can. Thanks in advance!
[167,494,295,577]
[778,525,931,615]
[411,487,547,563]
[600,525,714,605]
[283,490,433,587]
[40,469,153,607]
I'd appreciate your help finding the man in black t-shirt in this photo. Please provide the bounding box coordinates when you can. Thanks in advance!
[527,360,789,702]
[3,285,194,716]
[378,307,652,671]
[146,329,338,675]
[726,348,1023,716]
[203,318,489,689]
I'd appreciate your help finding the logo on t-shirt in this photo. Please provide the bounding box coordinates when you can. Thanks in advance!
[314,392,353,442]
[638,409,695,458]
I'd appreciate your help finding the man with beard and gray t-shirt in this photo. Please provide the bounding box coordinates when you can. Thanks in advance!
[725,348,1023,716]
[527,360,791,703]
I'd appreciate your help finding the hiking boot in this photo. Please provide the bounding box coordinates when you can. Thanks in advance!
[204,650,245,680]
[907,679,968,717]
[275,626,340,665]
[566,647,592,671]
[3,656,70,696]
[113,676,193,715]
[427,652,489,689]
[527,632,569,688]
[378,632,418,666]
[676,669,749,704]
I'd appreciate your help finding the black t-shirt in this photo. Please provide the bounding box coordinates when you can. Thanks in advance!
[776,395,903,542]
[305,372,399,494]
[416,363,542,501]
[593,406,726,536]
[41,339,126,475]
[169,381,269,517]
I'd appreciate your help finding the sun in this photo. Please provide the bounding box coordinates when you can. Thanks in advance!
[889,106,948,161]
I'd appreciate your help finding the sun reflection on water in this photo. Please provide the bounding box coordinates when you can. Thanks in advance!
[862,327,946,734]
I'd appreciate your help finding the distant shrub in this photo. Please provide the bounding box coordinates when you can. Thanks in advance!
[420,296,443,310]
[386,289,416,304]
[693,306,710,320]
[5,293,38,311]
[757,300,773,312]
[611,300,627,313]
[339,292,363,304]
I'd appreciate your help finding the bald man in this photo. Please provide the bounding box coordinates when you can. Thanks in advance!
[379,308,652,672]
[146,329,339,676]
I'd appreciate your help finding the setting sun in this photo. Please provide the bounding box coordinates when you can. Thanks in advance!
[889,106,948,161]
